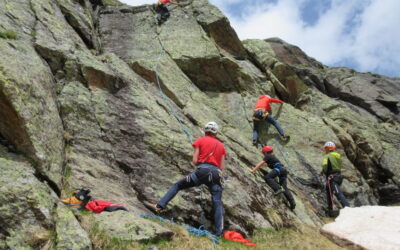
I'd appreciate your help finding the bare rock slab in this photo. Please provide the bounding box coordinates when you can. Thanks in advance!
[95,211,174,242]
[321,206,400,249]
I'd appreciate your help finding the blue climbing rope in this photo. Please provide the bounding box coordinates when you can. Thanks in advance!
[152,23,210,228]
[140,214,219,250]
[152,26,193,144]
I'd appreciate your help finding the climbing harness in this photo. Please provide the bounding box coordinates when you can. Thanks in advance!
[140,214,219,250]
[252,109,269,121]
[278,147,312,185]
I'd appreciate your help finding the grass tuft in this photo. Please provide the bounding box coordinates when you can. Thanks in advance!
[75,210,342,250]
[0,30,17,39]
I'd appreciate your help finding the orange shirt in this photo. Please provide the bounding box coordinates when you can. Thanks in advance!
[254,95,284,112]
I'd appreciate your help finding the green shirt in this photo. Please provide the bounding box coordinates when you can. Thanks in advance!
[322,152,341,174]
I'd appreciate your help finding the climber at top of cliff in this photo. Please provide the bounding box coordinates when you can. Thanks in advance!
[155,0,182,25]
[144,121,226,236]
[249,145,296,210]
[321,141,350,217]
[252,95,289,146]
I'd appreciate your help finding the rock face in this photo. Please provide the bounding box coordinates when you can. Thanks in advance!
[321,206,400,250]
[0,0,399,248]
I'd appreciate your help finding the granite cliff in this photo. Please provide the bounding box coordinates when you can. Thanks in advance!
[0,0,399,248]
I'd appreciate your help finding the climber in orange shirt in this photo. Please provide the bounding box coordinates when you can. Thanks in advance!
[252,95,289,145]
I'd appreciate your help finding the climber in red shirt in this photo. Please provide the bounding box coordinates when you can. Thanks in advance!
[252,95,289,145]
[145,121,226,236]
[155,0,181,24]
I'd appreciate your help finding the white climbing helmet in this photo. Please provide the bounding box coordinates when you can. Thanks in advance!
[265,95,271,98]
[204,121,219,134]
[324,141,336,150]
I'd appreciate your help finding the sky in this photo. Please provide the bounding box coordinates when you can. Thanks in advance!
[120,0,400,77]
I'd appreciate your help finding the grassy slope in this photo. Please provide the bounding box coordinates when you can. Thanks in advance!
[85,217,342,250]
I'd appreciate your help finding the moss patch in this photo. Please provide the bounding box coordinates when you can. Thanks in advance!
[0,30,17,39]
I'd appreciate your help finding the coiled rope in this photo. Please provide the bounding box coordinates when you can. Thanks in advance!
[140,214,219,250]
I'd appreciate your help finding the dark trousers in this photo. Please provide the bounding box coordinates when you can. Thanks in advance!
[264,168,295,208]
[158,164,224,236]
[325,173,349,210]
[155,4,170,21]
[253,115,285,142]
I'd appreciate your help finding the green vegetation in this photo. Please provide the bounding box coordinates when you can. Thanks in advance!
[61,163,74,198]
[47,229,58,250]
[55,83,64,94]
[0,30,17,39]
[76,212,138,250]
[75,212,341,250]
[89,221,132,249]
[90,49,98,55]
[101,0,124,6]
[150,225,343,250]
[63,165,72,179]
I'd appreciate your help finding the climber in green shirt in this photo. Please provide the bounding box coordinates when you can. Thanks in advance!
[322,141,349,216]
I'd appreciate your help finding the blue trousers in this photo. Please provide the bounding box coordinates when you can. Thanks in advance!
[158,165,224,236]
[253,115,285,141]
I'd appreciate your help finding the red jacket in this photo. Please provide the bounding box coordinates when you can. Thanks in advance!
[85,200,126,213]
[224,231,256,247]
[254,95,283,112]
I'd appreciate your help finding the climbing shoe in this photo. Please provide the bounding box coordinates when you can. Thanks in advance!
[328,209,339,217]
[289,202,296,210]
[252,140,257,146]
[274,188,285,196]
[281,134,290,139]
[144,201,163,214]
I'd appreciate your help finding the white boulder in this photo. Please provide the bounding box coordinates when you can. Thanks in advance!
[321,206,400,250]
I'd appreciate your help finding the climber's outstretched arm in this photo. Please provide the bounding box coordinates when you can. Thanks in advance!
[250,161,266,173]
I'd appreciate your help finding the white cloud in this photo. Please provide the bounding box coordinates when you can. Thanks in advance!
[120,0,153,6]
[350,0,400,75]
[119,0,400,76]
[225,0,400,76]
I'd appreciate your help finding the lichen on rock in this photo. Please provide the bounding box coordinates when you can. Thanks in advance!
[0,0,399,248]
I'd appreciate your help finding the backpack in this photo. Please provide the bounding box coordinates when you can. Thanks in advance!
[61,188,92,209]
